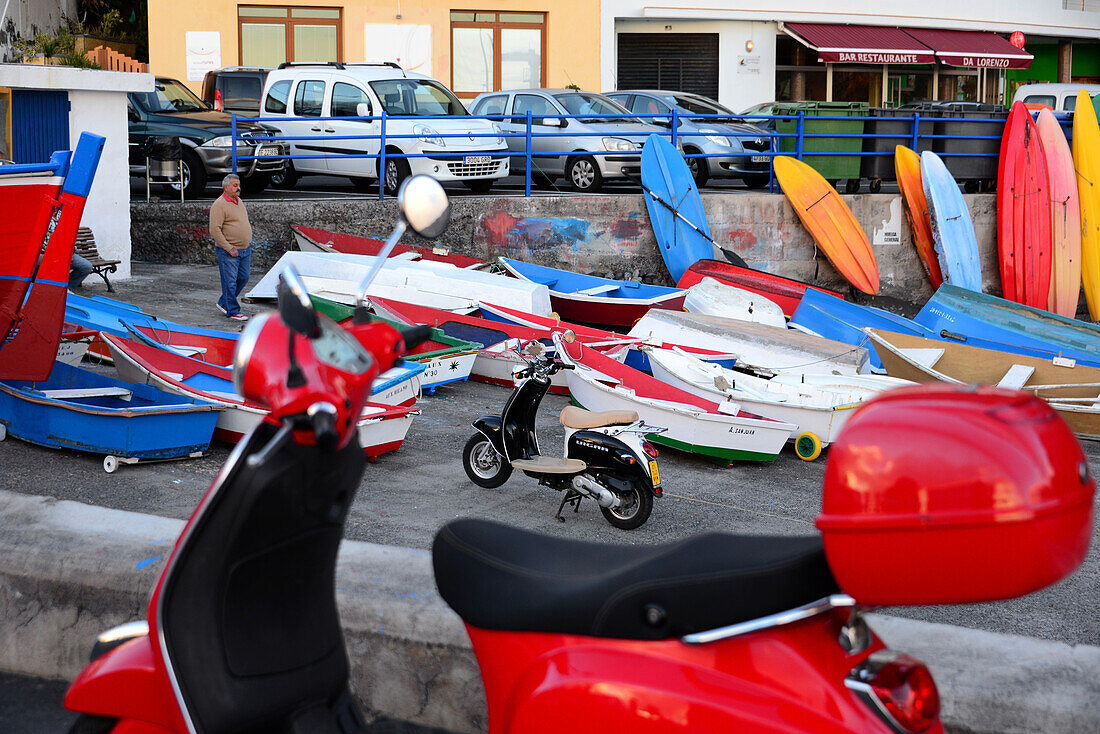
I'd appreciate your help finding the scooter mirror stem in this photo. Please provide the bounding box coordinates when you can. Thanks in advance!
[356,219,407,308]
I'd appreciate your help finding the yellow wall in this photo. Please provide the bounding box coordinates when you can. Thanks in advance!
[148,0,600,95]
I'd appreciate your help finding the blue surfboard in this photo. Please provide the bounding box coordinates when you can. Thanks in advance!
[920,151,982,293]
[640,134,714,282]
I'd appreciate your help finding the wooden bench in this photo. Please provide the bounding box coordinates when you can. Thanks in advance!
[74,227,122,292]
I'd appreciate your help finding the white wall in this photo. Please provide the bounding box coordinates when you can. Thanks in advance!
[67,89,132,278]
[609,18,777,112]
[0,0,79,63]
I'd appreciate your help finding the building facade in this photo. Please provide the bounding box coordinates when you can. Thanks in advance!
[147,0,601,99]
[600,1,1100,112]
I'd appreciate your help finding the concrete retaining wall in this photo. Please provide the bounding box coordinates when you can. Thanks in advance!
[131,193,1000,305]
[2,489,1097,734]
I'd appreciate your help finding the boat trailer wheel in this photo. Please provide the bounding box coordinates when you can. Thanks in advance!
[795,432,823,462]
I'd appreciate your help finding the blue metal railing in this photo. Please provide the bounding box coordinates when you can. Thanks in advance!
[230,107,1045,197]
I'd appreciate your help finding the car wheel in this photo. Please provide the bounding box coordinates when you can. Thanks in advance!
[685,147,709,188]
[349,176,375,190]
[270,162,299,189]
[532,171,557,190]
[566,155,602,193]
[463,179,494,193]
[173,148,206,200]
[741,173,770,190]
[383,154,411,197]
[241,173,269,194]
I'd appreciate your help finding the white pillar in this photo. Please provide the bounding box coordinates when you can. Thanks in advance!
[826,64,833,101]
[882,64,889,107]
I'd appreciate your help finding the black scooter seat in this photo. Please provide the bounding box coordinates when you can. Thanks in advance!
[433,519,839,641]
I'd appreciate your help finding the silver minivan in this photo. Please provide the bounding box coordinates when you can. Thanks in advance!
[606,90,773,189]
[470,89,667,192]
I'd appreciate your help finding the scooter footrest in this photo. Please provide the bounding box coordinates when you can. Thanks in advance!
[511,457,586,473]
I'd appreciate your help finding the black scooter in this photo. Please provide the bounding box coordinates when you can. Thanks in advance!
[462,339,664,529]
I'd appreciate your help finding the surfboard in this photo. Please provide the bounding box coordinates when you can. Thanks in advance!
[772,155,879,295]
[920,151,982,292]
[640,134,715,283]
[1035,108,1081,317]
[895,145,942,288]
[997,102,1052,309]
[1073,89,1100,320]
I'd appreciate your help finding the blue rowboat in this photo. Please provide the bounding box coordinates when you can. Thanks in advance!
[0,361,220,471]
[497,256,685,328]
[640,134,715,282]
[790,289,935,372]
[921,151,983,292]
[914,283,1100,368]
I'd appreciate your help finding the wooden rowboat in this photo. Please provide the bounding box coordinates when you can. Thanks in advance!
[645,345,911,460]
[865,327,1100,441]
[103,333,418,458]
[497,256,685,328]
[0,360,221,472]
[677,259,844,318]
[556,335,796,464]
[291,223,487,268]
[682,276,787,328]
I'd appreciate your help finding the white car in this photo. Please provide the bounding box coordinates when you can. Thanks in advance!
[260,62,508,194]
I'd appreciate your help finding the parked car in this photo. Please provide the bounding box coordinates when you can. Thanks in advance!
[259,62,508,194]
[1010,83,1100,112]
[127,76,288,198]
[201,67,272,116]
[606,90,773,188]
[470,88,667,192]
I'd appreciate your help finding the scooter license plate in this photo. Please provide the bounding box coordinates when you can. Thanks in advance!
[649,460,660,486]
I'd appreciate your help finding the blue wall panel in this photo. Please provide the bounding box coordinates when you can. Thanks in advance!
[12,90,70,164]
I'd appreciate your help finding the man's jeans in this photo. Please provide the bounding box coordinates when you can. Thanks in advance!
[215,246,252,317]
[69,254,94,289]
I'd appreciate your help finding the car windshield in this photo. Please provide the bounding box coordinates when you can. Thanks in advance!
[369,79,468,116]
[132,79,209,113]
[554,93,633,123]
[668,94,738,122]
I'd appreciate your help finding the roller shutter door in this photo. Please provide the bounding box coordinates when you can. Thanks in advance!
[617,33,719,99]
[11,90,70,164]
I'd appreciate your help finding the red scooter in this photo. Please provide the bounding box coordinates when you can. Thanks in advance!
[433,384,1093,733]
[64,177,1094,734]
[62,176,450,734]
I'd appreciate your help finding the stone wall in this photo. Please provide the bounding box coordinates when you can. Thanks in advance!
[131,192,999,306]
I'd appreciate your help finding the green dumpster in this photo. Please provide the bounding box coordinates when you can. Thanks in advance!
[775,101,868,184]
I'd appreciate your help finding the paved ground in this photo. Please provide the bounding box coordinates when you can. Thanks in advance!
[1,263,1097,650]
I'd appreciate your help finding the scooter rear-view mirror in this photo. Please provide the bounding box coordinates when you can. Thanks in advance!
[277,266,320,339]
[399,175,451,240]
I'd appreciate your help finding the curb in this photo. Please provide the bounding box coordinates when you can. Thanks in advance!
[0,489,1096,733]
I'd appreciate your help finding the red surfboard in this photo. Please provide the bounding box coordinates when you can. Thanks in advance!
[997,102,1053,309]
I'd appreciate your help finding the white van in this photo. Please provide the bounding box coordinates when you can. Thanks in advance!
[260,62,508,194]
[1010,83,1100,112]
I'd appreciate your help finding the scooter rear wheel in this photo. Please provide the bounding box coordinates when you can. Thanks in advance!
[463,434,513,488]
[600,481,653,530]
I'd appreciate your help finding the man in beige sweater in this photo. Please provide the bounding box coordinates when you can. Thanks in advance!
[209,174,253,322]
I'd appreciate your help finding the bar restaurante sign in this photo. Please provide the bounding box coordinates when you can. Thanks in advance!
[834,52,923,63]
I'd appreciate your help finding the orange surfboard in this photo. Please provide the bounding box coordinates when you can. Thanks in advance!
[895,145,943,288]
[774,156,879,294]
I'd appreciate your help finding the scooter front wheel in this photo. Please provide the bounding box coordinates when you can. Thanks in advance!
[463,434,513,488]
[600,481,653,530]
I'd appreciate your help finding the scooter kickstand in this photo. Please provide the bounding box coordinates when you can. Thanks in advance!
[555,489,583,522]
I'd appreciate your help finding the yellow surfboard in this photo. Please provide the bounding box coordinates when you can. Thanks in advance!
[1073,89,1100,320]
[774,156,879,294]
[894,145,943,288]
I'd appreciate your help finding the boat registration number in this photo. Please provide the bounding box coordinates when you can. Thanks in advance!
[649,460,660,486]
[464,155,490,165]
[258,146,279,156]
[751,155,770,163]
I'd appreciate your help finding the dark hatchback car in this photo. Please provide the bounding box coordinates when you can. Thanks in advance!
[201,67,271,117]
[127,76,287,198]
